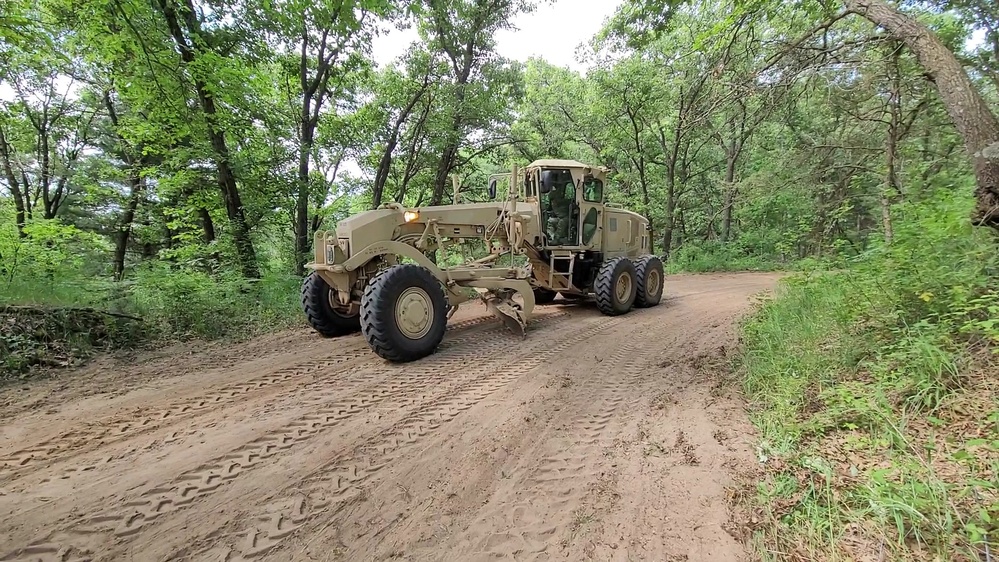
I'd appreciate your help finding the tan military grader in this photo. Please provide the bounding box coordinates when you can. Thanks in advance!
[301,159,664,362]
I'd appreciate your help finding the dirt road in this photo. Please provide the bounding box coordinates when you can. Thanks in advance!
[0,272,778,562]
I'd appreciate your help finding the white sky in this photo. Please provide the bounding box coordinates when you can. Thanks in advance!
[370,0,623,72]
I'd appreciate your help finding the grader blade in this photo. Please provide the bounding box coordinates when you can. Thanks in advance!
[483,294,528,338]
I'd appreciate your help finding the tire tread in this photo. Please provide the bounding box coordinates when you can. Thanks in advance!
[360,264,448,362]
[593,257,637,316]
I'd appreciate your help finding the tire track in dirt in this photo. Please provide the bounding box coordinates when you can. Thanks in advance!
[266,304,671,562]
[0,312,519,483]
[440,339,655,560]
[0,330,314,424]
[0,311,575,562]
[401,300,733,561]
[182,310,639,562]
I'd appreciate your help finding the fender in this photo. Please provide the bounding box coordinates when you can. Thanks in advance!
[341,240,446,282]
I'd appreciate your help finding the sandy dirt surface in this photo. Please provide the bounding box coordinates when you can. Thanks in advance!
[0,272,779,562]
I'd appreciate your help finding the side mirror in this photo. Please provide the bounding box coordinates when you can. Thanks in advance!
[488,178,498,199]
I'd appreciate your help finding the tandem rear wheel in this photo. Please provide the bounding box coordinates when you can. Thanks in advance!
[594,257,638,315]
[634,254,664,308]
[593,255,664,316]
[360,263,449,363]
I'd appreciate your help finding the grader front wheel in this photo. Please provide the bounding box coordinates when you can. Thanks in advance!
[360,264,449,363]
[301,271,361,337]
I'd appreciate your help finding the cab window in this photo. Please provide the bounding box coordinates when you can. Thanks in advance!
[582,207,599,244]
[583,178,603,203]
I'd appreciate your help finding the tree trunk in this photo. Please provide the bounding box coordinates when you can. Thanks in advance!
[431,38,473,206]
[662,170,677,260]
[722,147,738,242]
[634,157,656,254]
[431,143,460,205]
[205,108,259,279]
[372,132,398,209]
[843,0,999,228]
[104,90,148,280]
[295,102,313,277]
[113,176,143,281]
[0,128,27,238]
[294,26,342,277]
[374,82,429,209]
[200,208,216,244]
[881,43,903,246]
[158,0,260,278]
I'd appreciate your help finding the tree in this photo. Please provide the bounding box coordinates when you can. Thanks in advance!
[262,0,394,275]
[0,50,99,231]
[841,0,999,228]
[609,0,999,230]
[365,50,435,208]
[419,0,534,205]
[152,0,263,278]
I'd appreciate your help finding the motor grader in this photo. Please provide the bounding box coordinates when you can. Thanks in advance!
[301,158,664,362]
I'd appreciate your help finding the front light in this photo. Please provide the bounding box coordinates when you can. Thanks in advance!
[404,210,420,223]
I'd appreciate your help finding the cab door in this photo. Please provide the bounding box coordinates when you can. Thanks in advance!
[577,174,605,250]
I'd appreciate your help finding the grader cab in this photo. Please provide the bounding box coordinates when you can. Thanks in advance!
[301,158,664,362]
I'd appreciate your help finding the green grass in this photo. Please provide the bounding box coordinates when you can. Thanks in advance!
[738,190,999,561]
[666,239,790,273]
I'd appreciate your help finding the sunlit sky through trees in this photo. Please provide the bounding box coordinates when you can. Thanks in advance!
[371,0,624,72]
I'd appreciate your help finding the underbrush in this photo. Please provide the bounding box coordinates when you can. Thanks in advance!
[739,191,999,561]
[119,267,303,341]
[1,263,303,381]
[666,239,790,273]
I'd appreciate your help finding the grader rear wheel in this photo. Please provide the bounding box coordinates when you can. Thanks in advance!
[360,264,449,362]
[301,271,361,337]
[594,257,638,316]
[635,255,664,308]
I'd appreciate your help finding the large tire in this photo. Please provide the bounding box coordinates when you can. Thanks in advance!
[359,264,449,362]
[533,287,557,305]
[593,257,638,316]
[634,255,664,308]
[301,271,361,337]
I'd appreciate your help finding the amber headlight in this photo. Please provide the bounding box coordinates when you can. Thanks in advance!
[404,211,420,222]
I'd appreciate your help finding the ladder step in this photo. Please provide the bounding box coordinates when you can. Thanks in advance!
[551,259,574,275]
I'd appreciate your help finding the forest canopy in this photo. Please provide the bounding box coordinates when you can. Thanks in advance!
[1,0,995,294]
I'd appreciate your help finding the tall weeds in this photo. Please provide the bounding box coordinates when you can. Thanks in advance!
[741,189,999,561]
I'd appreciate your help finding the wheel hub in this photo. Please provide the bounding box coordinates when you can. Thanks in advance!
[396,287,433,339]
[646,269,661,296]
[616,272,632,302]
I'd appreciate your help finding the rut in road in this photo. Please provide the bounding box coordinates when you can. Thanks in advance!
[0,272,778,562]
[185,307,634,562]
